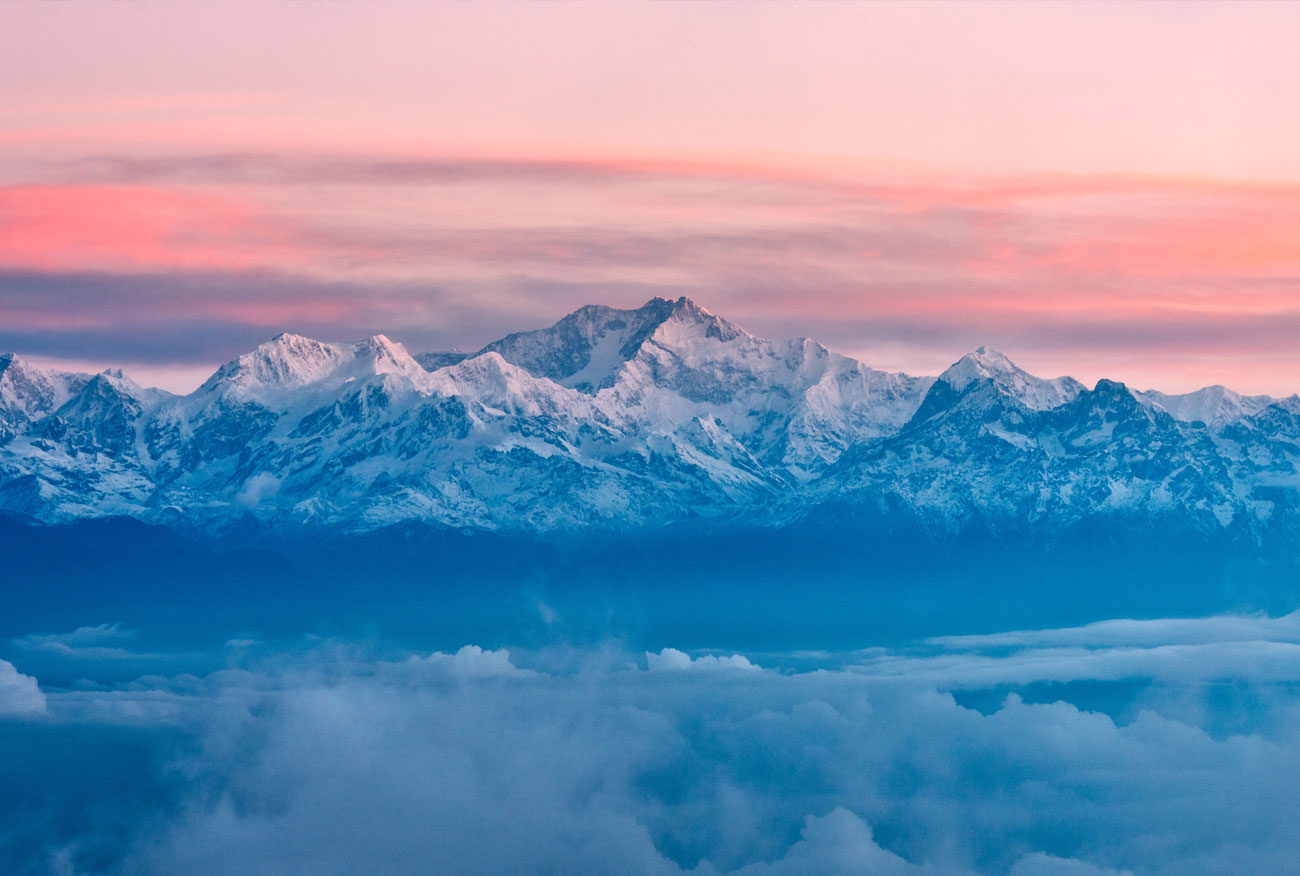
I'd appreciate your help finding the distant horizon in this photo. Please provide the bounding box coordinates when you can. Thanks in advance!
[11,293,1300,400]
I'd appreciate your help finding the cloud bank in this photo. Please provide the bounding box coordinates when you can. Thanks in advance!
[4,157,1300,394]
[4,615,1300,875]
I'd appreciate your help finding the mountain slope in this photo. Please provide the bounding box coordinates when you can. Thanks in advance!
[0,354,91,438]
[0,299,1297,543]
[809,371,1296,543]
[482,296,935,477]
[1137,385,1300,429]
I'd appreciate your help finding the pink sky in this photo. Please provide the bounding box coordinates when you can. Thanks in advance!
[3,3,1300,394]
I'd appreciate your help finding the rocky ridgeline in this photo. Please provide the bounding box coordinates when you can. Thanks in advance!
[1,298,1298,542]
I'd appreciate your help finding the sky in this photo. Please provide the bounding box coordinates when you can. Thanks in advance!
[3,3,1300,394]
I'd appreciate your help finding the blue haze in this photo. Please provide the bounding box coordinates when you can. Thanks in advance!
[3,300,1300,874]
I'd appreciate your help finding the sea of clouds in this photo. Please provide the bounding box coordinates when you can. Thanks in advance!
[5,613,1300,876]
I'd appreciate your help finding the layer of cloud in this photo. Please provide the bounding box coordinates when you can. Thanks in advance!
[4,3,1300,181]
[3,157,1300,394]
[4,616,1300,875]
[929,612,1300,651]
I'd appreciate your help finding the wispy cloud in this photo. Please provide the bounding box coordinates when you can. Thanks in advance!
[13,622,136,657]
[4,154,1300,393]
[929,612,1300,650]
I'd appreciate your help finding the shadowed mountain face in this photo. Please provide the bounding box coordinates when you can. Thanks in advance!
[1,297,1299,548]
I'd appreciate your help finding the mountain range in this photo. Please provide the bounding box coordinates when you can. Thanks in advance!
[3,297,1300,546]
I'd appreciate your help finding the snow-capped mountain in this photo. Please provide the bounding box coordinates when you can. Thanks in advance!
[935,347,1084,410]
[1,297,1298,542]
[1136,385,1300,430]
[0,354,91,437]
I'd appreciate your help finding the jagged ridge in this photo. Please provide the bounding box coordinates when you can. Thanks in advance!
[0,298,1298,541]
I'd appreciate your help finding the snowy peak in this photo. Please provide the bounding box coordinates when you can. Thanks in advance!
[939,346,1019,392]
[205,333,348,394]
[27,369,173,457]
[651,296,747,344]
[3,300,1299,539]
[200,332,428,402]
[470,296,755,395]
[346,335,427,382]
[436,350,535,393]
[354,333,403,362]
[477,297,686,393]
[51,373,144,427]
[1138,385,1278,429]
[93,367,151,397]
[428,351,594,419]
[936,347,1084,411]
[0,354,91,424]
[1061,378,1164,434]
[0,354,52,418]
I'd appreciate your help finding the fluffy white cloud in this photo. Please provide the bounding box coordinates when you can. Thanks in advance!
[0,658,45,716]
[412,644,530,677]
[1008,854,1133,876]
[646,648,761,672]
[235,472,281,508]
[103,651,1300,875]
